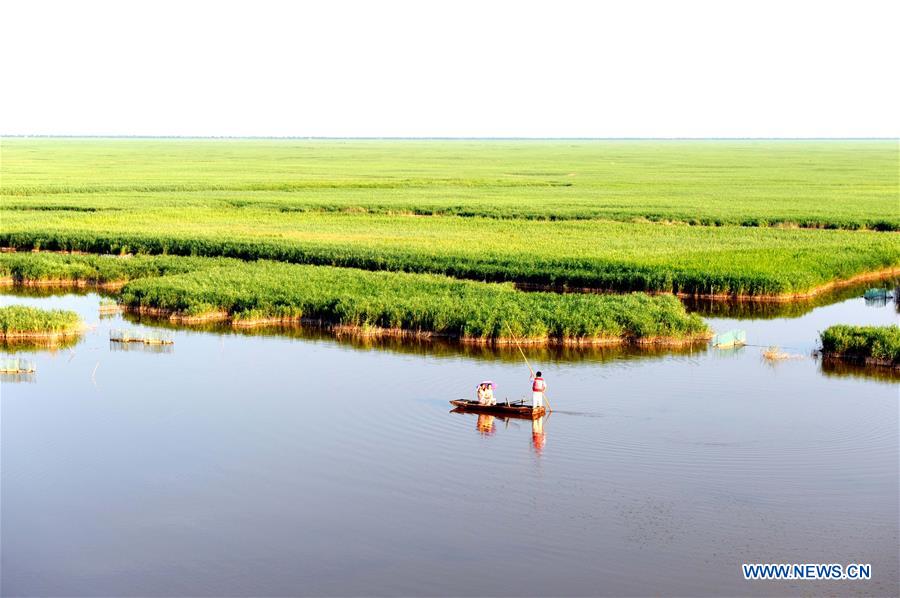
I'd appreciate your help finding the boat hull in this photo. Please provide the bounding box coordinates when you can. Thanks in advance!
[449,399,545,418]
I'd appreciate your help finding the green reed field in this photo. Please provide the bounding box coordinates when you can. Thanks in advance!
[0,138,897,300]
[0,253,708,343]
[3,210,897,296]
[2,138,898,229]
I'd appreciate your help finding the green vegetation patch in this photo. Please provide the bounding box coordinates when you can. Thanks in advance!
[0,252,212,285]
[0,305,82,338]
[3,213,896,296]
[3,139,897,298]
[119,260,709,343]
[2,139,898,230]
[820,325,900,366]
[0,252,708,343]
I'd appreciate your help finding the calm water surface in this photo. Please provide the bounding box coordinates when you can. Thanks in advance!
[1,292,897,597]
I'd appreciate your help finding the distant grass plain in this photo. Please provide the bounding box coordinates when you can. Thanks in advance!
[1,138,897,340]
[3,138,897,229]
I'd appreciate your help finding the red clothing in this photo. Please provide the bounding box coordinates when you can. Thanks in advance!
[532,376,546,392]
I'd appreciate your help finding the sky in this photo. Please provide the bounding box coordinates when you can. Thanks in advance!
[1,0,898,138]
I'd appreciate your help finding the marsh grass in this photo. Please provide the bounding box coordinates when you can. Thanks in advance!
[117,260,710,343]
[0,305,82,339]
[2,139,896,298]
[819,325,900,366]
[0,253,709,343]
[3,139,897,230]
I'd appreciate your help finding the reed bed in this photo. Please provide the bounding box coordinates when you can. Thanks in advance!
[0,252,212,286]
[117,259,710,343]
[0,305,82,339]
[3,216,896,297]
[819,325,900,367]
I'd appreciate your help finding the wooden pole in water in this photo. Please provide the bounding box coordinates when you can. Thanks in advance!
[504,322,552,413]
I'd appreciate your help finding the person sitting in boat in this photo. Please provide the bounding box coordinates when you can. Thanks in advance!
[476,381,496,405]
[530,371,546,409]
[476,384,487,404]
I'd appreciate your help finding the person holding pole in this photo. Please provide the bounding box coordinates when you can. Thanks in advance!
[504,322,552,413]
[530,371,546,409]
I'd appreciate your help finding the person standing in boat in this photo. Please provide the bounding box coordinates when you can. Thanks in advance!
[530,371,546,409]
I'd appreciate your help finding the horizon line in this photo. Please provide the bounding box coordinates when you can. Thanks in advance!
[2,135,897,141]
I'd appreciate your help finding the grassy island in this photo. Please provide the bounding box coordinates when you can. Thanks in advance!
[0,253,708,345]
[820,325,900,368]
[0,305,83,340]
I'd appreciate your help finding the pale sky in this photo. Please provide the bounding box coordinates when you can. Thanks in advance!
[2,0,898,138]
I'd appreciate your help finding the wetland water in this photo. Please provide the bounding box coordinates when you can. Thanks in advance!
[1,291,897,597]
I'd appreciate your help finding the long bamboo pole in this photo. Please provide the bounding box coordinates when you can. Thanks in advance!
[504,322,552,413]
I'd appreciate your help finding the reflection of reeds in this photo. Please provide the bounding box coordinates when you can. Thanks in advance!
[820,356,900,382]
[1,335,80,353]
[685,277,899,319]
[121,309,710,363]
[0,372,36,383]
[0,357,36,373]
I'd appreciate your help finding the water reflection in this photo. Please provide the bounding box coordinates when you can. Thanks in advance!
[0,285,117,299]
[684,277,899,319]
[515,276,900,319]
[819,356,900,382]
[0,372,36,384]
[531,416,546,453]
[0,336,81,354]
[863,286,898,310]
[120,311,711,364]
[453,410,549,453]
[476,414,495,436]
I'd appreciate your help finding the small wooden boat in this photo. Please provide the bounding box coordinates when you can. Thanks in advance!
[449,399,545,418]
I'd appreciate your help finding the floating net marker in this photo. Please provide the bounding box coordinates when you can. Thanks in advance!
[109,328,174,345]
[0,357,36,374]
[110,341,174,354]
[863,288,892,300]
[864,287,894,307]
[711,329,747,348]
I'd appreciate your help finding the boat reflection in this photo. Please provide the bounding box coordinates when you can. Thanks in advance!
[452,409,548,453]
[476,414,496,436]
[531,416,546,453]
